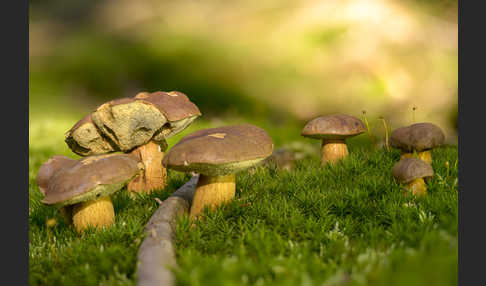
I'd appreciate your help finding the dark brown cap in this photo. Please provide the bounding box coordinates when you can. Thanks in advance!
[41,154,143,207]
[301,114,366,140]
[162,124,274,176]
[90,91,201,152]
[65,114,117,156]
[390,122,445,152]
[37,155,77,196]
[134,91,201,122]
[392,157,434,184]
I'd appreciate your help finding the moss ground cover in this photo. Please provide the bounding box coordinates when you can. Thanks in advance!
[29,115,457,286]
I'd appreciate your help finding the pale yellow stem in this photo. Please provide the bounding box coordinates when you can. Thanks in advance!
[321,139,349,165]
[400,150,432,164]
[72,196,115,232]
[405,178,427,197]
[190,174,236,219]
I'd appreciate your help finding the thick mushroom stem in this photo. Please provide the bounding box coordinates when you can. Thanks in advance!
[404,178,427,197]
[321,139,349,165]
[190,174,236,218]
[400,151,432,164]
[127,141,167,194]
[72,196,115,232]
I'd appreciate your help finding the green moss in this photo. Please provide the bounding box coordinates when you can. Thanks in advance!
[29,113,457,286]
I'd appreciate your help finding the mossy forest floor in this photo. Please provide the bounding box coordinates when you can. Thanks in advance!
[29,116,457,286]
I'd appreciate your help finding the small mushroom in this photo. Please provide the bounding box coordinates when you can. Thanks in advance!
[162,124,274,218]
[40,153,143,232]
[65,91,201,194]
[392,157,434,197]
[390,122,445,164]
[301,114,366,165]
[262,148,296,171]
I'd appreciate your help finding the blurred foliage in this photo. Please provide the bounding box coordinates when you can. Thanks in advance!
[31,32,283,119]
[29,0,457,141]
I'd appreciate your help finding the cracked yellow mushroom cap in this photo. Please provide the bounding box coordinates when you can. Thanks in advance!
[64,113,118,156]
[65,91,201,154]
[40,153,143,207]
[162,124,274,176]
[301,114,366,140]
[390,122,445,153]
[392,157,434,184]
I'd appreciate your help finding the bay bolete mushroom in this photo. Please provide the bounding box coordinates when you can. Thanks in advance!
[65,91,201,194]
[301,114,366,165]
[162,124,274,218]
[40,153,143,232]
[392,157,434,197]
[390,122,445,164]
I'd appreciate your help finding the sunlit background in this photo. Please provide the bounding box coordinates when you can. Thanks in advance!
[29,0,457,152]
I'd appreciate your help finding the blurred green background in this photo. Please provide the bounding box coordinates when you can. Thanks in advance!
[29,0,457,152]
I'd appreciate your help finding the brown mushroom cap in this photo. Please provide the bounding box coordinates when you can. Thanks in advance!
[392,157,434,184]
[301,114,366,140]
[90,91,201,152]
[41,154,143,207]
[162,124,274,176]
[37,155,78,196]
[134,91,201,122]
[390,122,445,152]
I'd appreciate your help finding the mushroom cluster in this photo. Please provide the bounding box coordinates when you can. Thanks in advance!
[389,122,445,197]
[36,91,450,235]
[65,91,201,194]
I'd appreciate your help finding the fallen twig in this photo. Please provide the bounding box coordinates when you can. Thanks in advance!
[136,175,199,286]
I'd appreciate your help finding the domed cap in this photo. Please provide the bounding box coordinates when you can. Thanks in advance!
[65,114,117,156]
[41,154,143,207]
[392,157,434,184]
[37,155,78,196]
[135,91,202,140]
[301,114,366,140]
[90,91,201,152]
[134,91,201,122]
[390,122,445,152]
[162,124,274,176]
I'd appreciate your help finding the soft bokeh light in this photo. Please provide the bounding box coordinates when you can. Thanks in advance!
[29,0,457,143]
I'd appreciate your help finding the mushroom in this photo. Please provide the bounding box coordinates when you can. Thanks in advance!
[162,124,274,218]
[262,148,296,171]
[40,153,143,232]
[392,157,434,197]
[390,122,445,164]
[65,91,201,194]
[301,114,366,165]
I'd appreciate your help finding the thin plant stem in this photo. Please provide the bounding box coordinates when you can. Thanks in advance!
[379,116,390,152]
[412,106,417,124]
[362,110,376,148]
